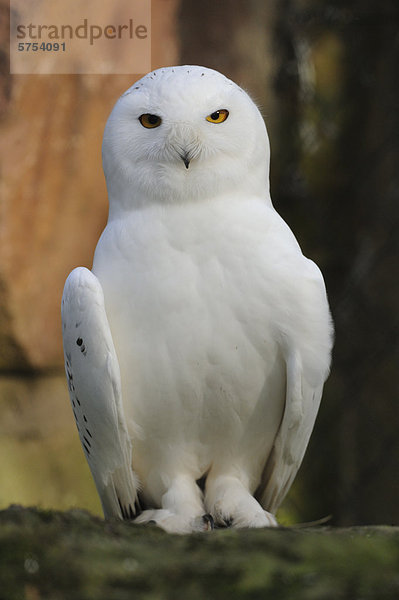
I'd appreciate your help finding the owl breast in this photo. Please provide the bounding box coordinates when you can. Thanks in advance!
[92,196,299,490]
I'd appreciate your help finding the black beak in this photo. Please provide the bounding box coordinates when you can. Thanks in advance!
[180,153,190,169]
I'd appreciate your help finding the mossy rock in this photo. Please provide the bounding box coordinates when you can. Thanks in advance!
[1,505,398,599]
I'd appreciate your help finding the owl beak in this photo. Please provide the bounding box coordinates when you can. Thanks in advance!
[180,152,190,169]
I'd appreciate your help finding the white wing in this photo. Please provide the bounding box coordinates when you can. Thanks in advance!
[256,348,324,514]
[61,267,140,520]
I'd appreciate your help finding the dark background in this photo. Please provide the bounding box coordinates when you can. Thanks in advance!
[179,0,399,526]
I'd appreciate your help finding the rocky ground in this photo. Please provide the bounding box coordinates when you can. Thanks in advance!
[1,505,398,599]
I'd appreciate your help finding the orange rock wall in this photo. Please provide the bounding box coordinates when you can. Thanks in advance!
[0,0,179,370]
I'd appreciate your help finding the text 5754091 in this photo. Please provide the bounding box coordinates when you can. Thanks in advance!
[18,42,66,51]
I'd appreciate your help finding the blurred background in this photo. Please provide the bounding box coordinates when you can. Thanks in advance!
[0,0,398,525]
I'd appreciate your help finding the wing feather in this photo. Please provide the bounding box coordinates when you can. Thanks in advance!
[256,348,324,514]
[61,267,139,520]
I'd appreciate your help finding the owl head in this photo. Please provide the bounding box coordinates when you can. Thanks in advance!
[102,66,270,214]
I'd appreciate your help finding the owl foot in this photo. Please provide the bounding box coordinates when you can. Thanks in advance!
[217,509,278,529]
[206,475,278,529]
[134,509,213,534]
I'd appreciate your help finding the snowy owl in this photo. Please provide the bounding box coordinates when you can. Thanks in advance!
[62,65,333,533]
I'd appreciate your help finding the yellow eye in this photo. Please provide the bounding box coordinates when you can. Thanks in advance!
[139,114,162,128]
[206,109,229,124]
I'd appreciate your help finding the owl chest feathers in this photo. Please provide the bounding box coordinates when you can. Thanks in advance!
[93,195,298,372]
[91,196,321,464]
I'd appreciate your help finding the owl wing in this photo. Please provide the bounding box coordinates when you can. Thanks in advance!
[256,348,324,514]
[61,267,139,520]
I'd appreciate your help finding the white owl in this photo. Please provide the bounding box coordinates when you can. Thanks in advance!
[62,65,333,533]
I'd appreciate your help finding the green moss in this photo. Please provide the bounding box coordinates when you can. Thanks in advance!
[0,506,398,599]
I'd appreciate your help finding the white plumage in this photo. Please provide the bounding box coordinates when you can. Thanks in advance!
[62,65,333,533]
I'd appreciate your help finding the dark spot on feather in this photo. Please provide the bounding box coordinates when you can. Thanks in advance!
[83,414,87,422]
[136,495,144,514]
[85,428,92,438]
[83,435,91,448]
[116,496,137,520]
[76,397,81,406]
[118,496,127,519]
[76,338,83,346]
[83,443,90,456]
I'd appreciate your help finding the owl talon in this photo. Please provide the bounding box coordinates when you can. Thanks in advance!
[202,513,215,530]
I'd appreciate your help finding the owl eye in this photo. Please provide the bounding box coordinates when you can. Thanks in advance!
[206,109,229,124]
[139,114,162,128]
